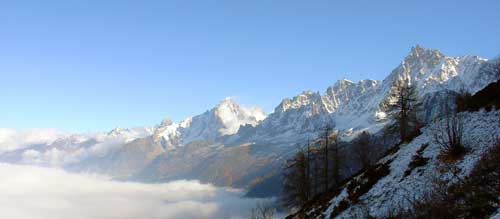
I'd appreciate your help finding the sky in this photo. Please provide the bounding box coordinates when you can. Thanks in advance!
[0,0,499,132]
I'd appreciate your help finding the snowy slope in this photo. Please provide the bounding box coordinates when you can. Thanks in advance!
[288,110,500,219]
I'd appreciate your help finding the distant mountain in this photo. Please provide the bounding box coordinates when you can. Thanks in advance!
[154,97,265,148]
[0,127,154,167]
[1,45,498,197]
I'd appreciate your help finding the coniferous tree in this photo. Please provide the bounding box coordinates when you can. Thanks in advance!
[390,79,422,142]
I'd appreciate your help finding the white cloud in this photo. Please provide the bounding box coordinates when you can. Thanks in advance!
[0,128,67,153]
[3,127,155,166]
[0,163,273,219]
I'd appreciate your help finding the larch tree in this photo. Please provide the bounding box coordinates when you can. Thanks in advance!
[390,79,422,142]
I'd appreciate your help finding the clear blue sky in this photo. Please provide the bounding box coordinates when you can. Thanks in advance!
[1,0,499,131]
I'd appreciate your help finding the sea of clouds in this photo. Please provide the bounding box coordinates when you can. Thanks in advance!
[0,163,274,219]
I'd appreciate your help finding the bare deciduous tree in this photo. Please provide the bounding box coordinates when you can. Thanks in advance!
[352,131,375,170]
[305,138,311,200]
[322,124,333,192]
[282,148,309,210]
[249,201,276,219]
[433,105,466,159]
[312,145,320,197]
[329,131,344,188]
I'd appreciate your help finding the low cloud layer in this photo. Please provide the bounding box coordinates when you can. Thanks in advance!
[0,163,272,219]
[0,128,67,153]
[0,128,155,166]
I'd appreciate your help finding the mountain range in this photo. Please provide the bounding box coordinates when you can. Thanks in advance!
[1,45,498,197]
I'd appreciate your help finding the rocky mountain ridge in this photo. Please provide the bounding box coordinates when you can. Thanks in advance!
[1,45,497,197]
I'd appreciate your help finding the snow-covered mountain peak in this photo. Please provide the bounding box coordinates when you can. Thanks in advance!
[382,45,487,96]
[334,78,354,86]
[329,78,379,92]
[159,117,174,127]
[213,97,266,135]
[103,127,154,142]
[214,97,243,115]
[275,91,323,113]
[152,97,267,146]
[153,121,181,149]
[256,46,490,143]
[179,116,193,128]
[107,127,129,136]
[323,79,379,113]
[218,96,238,105]
[407,44,444,60]
[273,78,379,116]
[402,45,446,79]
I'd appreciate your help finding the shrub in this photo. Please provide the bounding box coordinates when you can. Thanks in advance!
[433,109,466,161]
